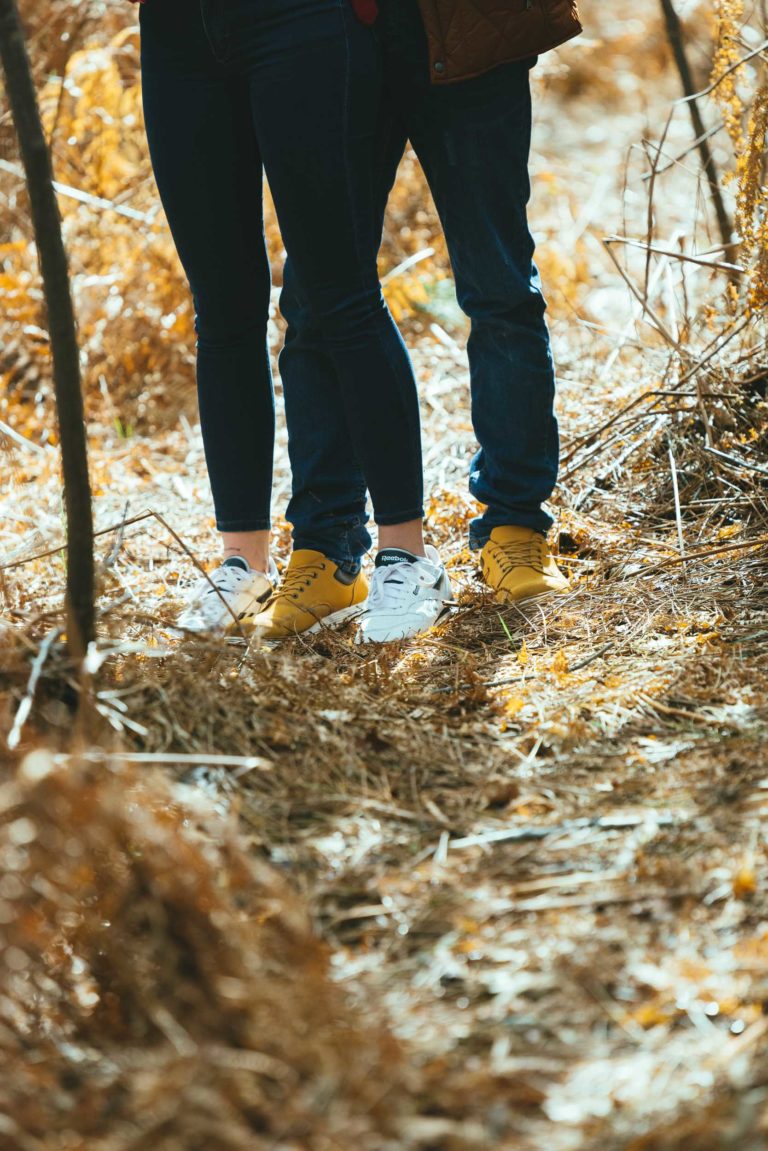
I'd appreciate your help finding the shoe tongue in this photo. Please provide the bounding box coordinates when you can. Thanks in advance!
[289,549,327,568]
[222,556,250,573]
[375,548,419,569]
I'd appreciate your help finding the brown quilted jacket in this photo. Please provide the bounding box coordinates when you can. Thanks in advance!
[416,0,582,83]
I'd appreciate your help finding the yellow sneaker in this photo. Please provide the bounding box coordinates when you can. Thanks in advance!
[480,525,569,603]
[242,550,368,640]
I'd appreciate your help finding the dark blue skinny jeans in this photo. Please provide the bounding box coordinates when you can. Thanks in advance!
[139,0,424,535]
[281,0,559,564]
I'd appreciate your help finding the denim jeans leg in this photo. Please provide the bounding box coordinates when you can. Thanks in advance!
[280,264,372,566]
[139,0,275,533]
[279,65,411,564]
[383,2,558,545]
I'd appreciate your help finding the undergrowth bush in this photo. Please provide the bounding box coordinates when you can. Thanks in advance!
[712,0,768,308]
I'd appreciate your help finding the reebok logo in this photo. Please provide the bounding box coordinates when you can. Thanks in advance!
[375,549,417,569]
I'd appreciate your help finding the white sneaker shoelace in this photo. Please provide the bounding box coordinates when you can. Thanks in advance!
[367,561,437,610]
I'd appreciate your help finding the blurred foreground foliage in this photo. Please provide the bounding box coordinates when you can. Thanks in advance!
[0,753,406,1149]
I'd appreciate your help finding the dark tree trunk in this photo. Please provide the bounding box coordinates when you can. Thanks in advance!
[0,0,95,660]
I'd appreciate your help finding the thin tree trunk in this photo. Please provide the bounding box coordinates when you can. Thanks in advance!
[659,0,734,252]
[0,0,95,660]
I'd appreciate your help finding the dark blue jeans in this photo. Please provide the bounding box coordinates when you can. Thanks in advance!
[281,0,558,563]
[139,0,423,535]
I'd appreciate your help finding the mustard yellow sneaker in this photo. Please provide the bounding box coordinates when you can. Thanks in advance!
[241,550,368,640]
[480,526,569,603]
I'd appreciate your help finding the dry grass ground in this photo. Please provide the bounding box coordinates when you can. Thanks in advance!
[1,2,768,1148]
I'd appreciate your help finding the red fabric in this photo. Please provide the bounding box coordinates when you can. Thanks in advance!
[129,0,379,18]
[351,0,378,24]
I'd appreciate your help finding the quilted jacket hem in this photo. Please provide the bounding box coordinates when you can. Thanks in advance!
[417,0,582,85]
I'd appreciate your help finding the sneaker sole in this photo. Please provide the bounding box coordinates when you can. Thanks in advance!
[355,602,453,645]
[306,603,367,635]
[245,602,367,645]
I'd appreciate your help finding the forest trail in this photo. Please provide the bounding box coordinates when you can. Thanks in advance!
[1,2,767,1147]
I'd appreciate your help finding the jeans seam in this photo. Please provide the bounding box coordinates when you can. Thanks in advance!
[198,0,218,60]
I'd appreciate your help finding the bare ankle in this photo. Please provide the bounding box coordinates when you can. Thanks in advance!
[377,519,426,558]
[220,530,270,573]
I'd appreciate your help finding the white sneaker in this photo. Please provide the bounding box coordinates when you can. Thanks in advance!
[175,556,278,633]
[356,546,453,644]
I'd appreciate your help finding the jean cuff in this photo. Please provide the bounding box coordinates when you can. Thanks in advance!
[374,506,424,526]
[332,557,362,576]
[292,517,372,568]
[469,514,555,550]
[216,517,272,532]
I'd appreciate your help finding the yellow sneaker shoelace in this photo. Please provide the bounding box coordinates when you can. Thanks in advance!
[268,559,329,605]
[487,537,547,577]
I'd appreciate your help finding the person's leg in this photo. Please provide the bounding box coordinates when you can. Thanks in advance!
[381,0,559,547]
[241,0,425,547]
[139,0,274,577]
[279,261,370,571]
[278,88,411,570]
